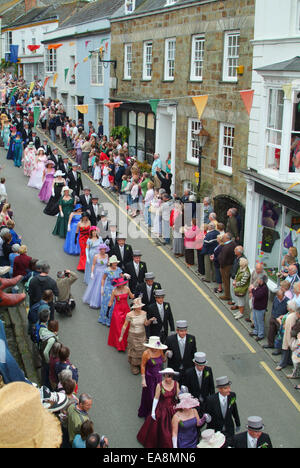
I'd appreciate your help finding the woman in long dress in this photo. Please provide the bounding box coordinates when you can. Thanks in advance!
[137,368,180,448]
[1,122,11,150]
[43,171,66,216]
[98,255,123,326]
[84,227,104,285]
[82,243,109,308]
[107,278,134,352]
[38,160,55,203]
[13,132,24,168]
[22,142,37,177]
[6,126,16,160]
[138,337,167,418]
[172,393,208,448]
[76,212,91,272]
[63,204,82,255]
[52,187,74,238]
[119,297,150,374]
[28,148,47,189]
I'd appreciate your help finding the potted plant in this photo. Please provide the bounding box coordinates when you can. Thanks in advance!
[110,125,130,143]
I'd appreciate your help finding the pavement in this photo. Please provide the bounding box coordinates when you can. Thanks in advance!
[2,130,300,448]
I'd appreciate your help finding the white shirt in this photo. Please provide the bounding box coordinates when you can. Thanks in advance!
[218,393,227,418]
[133,261,139,276]
[247,433,258,448]
[157,302,164,322]
[119,245,125,260]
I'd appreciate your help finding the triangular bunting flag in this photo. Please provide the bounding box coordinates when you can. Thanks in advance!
[85,40,91,48]
[48,44,63,50]
[53,73,58,86]
[64,68,69,82]
[240,89,254,116]
[149,99,160,114]
[192,95,208,120]
[83,57,89,63]
[69,42,75,46]
[43,76,50,89]
[73,62,79,72]
[75,104,89,114]
[28,81,35,96]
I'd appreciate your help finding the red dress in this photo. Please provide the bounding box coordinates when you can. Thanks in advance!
[77,227,90,271]
[137,381,177,448]
[107,293,130,351]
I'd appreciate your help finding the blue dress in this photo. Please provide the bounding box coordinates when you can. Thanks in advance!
[6,135,15,160]
[83,255,108,308]
[63,214,81,255]
[177,417,198,448]
[1,126,10,150]
[98,266,122,326]
[13,137,23,167]
[84,237,103,285]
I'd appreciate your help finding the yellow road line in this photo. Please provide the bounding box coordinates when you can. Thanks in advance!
[260,361,300,412]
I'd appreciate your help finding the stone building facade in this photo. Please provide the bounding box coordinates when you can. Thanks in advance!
[110,0,255,224]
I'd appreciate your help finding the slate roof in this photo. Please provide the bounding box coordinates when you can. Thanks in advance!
[256,57,300,73]
[1,0,26,29]
[58,0,124,29]
[111,0,202,19]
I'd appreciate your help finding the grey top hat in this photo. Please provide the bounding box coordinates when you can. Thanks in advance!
[72,162,79,167]
[246,416,264,432]
[193,352,207,365]
[100,210,108,217]
[145,272,155,280]
[133,250,142,256]
[216,376,232,387]
[176,320,188,329]
[154,289,166,297]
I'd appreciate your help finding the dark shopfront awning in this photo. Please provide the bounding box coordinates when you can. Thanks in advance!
[242,169,300,213]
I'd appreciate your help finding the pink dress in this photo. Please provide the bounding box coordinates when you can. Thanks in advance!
[38,169,55,202]
[28,155,47,189]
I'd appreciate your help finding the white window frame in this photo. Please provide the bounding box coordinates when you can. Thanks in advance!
[164,38,176,81]
[22,39,25,55]
[218,123,235,174]
[143,41,152,80]
[190,35,205,81]
[223,30,240,82]
[125,0,135,14]
[165,0,177,5]
[45,48,57,73]
[91,52,104,86]
[186,118,202,164]
[124,43,132,80]
[5,31,12,54]
[265,87,284,170]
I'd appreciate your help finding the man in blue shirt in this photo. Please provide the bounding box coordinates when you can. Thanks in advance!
[151,153,162,177]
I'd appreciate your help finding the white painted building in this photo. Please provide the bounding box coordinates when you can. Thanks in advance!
[244,0,300,290]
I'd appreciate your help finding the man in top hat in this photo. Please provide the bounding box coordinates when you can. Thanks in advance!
[67,163,83,197]
[125,250,147,294]
[49,147,62,170]
[87,195,102,227]
[79,187,93,212]
[31,130,40,150]
[204,376,240,441]
[231,416,272,448]
[98,210,110,241]
[60,155,72,176]
[41,138,52,157]
[107,222,118,252]
[134,272,161,312]
[115,160,126,192]
[165,320,197,385]
[113,236,133,271]
[21,122,32,148]
[184,352,215,404]
[13,112,23,132]
[147,289,175,343]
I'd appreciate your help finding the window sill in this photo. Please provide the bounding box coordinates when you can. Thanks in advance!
[122,78,132,81]
[140,78,152,82]
[215,168,233,177]
[189,79,203,83]
[219,80,238,85]
[184,160,198,167]
[162,79,175,83]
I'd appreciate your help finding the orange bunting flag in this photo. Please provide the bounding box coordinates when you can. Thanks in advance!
[53,73,58,86]
[192,95,208,120]
[48,44,63,50]
[83,57,89,63]
[75,104,88,114]
[104,102,123,110]
[240,89,254,116]
[43,76,50,89]
[69,42,75,46]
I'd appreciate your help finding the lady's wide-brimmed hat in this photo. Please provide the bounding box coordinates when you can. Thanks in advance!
[73,203,82,212]
[54,170,65,177]
[144,336,168,350]
[61,186,73,195]
[112,277,128,288]
[0,382,62,448]
[45,159,55,167]
[108,255,120,265]
[175,392,200,410]
[159,367,180,376]
[98,242,110,252]
[131,297,145,309]
[197,429,226,449]
[89,225,99,233]
[37,147,45,153]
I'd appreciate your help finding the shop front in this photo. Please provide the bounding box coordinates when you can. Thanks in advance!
[244,171,300,291]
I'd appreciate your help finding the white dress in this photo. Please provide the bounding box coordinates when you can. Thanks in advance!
[101,166,110,188]
[28,155,47,189]
[93,164,101,181]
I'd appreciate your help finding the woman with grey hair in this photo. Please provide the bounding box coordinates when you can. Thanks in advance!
[9,243,20,277]
[249,274,269,341]
[233,257,251,320]
[276,298,299,371]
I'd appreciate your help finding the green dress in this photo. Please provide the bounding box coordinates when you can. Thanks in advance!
[52,197,74,238]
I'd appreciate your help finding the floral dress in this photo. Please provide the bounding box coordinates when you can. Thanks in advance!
[23,147,36,177]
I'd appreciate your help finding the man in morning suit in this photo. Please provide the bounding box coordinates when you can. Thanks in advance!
[165,320,197,385]
[231,416,272,448]
[67,162,83,198]
[49,147,62,170]
[204,376,241,443]
[147,289,175,343]
[79,187,93,212]
[125,250,147,294]
[185,352,215,404]
[113,236,133,271]
[31,130,40,150]
[134,272,161,312]
[87,196,102,227]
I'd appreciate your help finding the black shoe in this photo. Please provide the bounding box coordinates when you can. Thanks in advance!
[262,345,274,349]
[272,350,282,356]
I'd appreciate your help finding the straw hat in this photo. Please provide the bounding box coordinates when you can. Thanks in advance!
[197,429,225,449]
[144,336,168,350]
[0,382,62,448]
[131,297,145,309]
[175,392,200,410]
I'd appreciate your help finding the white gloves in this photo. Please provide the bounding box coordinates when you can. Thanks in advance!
[151,398,159,421]
[172,436,177,449]
[60,212,64,218]
[204,413,212,424]
[91,272,94,279]
[67,225,71,232]
[123,273,131,279]
[101,287,104,295]
[166,350,173,359]
[52,188,55,197]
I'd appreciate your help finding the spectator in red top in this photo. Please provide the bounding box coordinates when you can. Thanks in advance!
[12,244,32,277]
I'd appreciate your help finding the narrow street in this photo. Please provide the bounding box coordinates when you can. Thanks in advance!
[3,145,300,448]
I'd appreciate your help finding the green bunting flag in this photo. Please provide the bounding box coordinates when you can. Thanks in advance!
[64,68,69,82]
[33,106,41,127]
[149,99,160,114]
[9,87,18,102]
